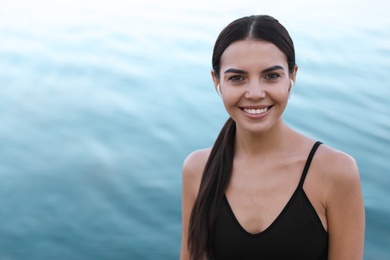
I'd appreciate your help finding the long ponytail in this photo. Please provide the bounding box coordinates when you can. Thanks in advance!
[188,118,236,259]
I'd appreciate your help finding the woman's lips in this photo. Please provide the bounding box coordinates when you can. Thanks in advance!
[240,105,273,115]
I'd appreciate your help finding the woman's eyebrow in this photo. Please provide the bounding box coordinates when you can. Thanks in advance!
[224,65,284,75]
[224,68,247,74]
[261,65,284,73]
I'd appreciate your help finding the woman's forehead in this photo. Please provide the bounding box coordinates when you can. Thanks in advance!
[220,39,287,69]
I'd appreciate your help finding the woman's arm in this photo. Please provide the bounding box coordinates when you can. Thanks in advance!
[180,149,209,260]
[325,152,365,260]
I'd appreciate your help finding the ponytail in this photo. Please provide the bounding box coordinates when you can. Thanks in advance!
[188,117,236,259]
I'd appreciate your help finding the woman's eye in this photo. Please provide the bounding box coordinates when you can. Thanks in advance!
[265,73,280,80]
[229,75,244,81]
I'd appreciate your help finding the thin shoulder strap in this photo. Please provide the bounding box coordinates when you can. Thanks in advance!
[298,141,322,188]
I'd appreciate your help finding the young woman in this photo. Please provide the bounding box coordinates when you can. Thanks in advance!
[180,15,365,260]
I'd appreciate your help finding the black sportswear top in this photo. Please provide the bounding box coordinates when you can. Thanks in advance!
[212,141,328,259]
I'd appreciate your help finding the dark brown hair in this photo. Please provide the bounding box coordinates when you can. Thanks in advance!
[188,15,296,259]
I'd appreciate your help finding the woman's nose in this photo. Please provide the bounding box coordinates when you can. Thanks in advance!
[245,82,266,100]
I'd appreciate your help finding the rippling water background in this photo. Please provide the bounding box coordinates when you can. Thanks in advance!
[0,0,389,259]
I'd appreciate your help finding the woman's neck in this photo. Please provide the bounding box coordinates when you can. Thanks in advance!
[234,120,293,160]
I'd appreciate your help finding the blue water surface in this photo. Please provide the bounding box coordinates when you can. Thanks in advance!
[0,0,389,259]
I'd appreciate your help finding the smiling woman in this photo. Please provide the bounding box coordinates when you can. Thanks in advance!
[214,40,294,133]
[0,0,388,258]
[180,15,365,260]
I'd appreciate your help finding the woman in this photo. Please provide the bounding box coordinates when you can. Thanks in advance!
[180,15,365,260]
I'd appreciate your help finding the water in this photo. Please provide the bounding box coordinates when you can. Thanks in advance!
[0,0,389,259]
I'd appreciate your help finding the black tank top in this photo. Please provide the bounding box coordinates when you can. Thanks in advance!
[212,141,328,259]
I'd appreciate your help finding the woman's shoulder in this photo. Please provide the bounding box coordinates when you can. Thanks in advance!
[182,148,212,199]
[316,143,358,175]
[292,131,358,175]
[182,148,212,177]
[314,143,360,193]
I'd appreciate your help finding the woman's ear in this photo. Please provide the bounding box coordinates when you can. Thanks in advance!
[288,66,298,98]
[290,65,298,85]
[211,70,220,94]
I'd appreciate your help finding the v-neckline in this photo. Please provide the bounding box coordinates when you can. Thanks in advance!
[222,141,323,237]
[223,186,302,237]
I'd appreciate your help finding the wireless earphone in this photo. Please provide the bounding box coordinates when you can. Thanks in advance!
[216,84,222,96]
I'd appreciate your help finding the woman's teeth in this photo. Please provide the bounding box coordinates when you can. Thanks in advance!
[243,107,268,115]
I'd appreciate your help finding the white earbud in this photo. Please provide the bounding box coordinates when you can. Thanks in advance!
[289,79,294,99]
[216,84,222,96]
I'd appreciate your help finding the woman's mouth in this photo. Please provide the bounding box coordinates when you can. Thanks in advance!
[241,105,273,115]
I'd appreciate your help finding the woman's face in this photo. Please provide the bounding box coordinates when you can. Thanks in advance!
[212,39,297,135]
